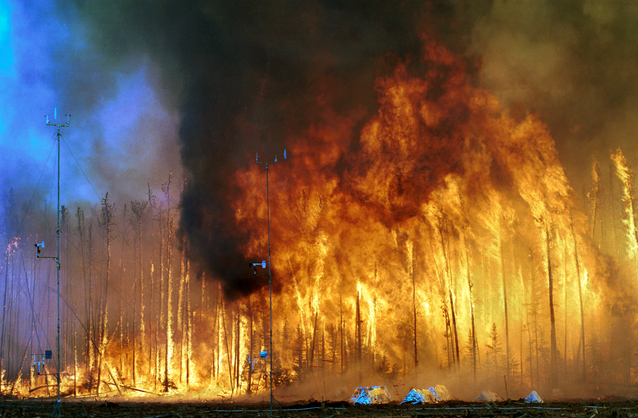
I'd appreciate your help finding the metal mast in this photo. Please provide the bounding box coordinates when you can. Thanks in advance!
[44,110,70,414]
[256,150,285,413]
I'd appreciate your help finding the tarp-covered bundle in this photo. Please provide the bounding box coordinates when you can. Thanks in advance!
[525,391,543,403]
[401,388,436,404]
[475,390,504,402]
[351,386,391,404]
[401,385,452,404]
[429,385,452,401]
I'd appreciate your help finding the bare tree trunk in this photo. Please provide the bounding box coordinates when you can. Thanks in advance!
[321,324,326,397]
[0,244,11,388]
[131,199,148,387]
[500,236,510,379]
[164,173,174,392]
[465,239,477,392]
[187,282,192,389]
[211,287,219,383]
[529,249,540,388]
[247,297,253,394]
[117,205,127,378]
[184,253,192,389]
[177,240,185,385]
[222,299,233,393]
[545,225,558,388]
[147,184,156,381]
[97,193,114,396]
[157,197,164,393]
[412,246,418,369]
[88,223,95,388]
[235,311,240,393]
[151,261,157,391]
[609,164,619,256]
[201,272,205,323]
[356,288,362,381]
[340,295,345,375]
[438,219,460,369]
[570,215,586,381]
[429,235,452,369]
[563,243,568,385]
[73,330,77,397]
[589,160,601,240]
[310,309,318,369]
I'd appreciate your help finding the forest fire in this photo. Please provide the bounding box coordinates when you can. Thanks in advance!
[1,33,637,407]
[230,38,629,401]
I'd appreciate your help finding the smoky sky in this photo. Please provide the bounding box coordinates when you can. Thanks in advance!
[466,0,638,190]
[5,0,638,298]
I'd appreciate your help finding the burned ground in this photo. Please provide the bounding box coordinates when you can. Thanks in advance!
[0,399,636,418]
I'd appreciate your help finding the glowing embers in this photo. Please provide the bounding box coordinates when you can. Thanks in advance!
[350,386,391,404]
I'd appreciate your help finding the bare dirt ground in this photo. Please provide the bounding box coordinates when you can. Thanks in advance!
[0,398,637,418]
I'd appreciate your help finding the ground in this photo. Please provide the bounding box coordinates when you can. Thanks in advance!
[0,398,637,417]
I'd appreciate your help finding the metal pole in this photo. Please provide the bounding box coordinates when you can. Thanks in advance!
[56,126,61,406]
[266,163,273,413]
[256,150,285,414]
[44,112,69,417]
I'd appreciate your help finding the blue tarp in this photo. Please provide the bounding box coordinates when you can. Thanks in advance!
[350,386,391,404]
[401,385,452,404]
[525,391,543,403]
[401,388,436,404]
[429,385,452,401]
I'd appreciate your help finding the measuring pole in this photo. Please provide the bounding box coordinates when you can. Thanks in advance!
[256,150,286,414]
[45,110,70,412]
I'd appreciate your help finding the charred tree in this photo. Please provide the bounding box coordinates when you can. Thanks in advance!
[184,249,192,388]
[411,245,418,370]
[117,204,127,378]
[247,297,253,394]
[545,224,558,389]
[500,235,510,379]
[588,159,601,241]
[76,207,91,384]
[131,199,148,386]
[356,288,362,381]
[428,234,453,369]
[439,218,460,369]
[340,295,345,375]
[162,172,175,392]
[97,192,115,396]
[309,308,318,370]
[528,249,541,388]
[464,238,477,391]
[609,164,619,257]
